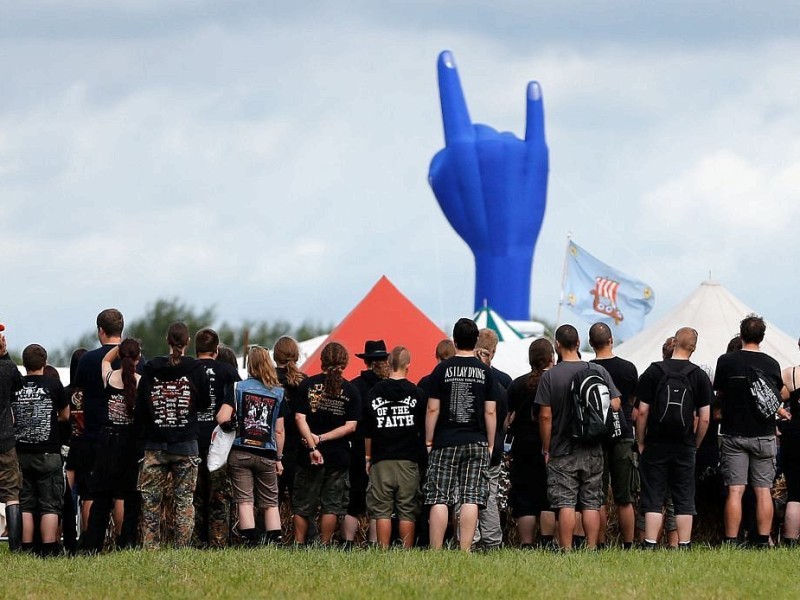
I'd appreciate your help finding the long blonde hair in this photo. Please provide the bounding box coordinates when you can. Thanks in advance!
[247,346,279,387]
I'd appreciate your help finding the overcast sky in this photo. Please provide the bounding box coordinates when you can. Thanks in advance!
[3,1,800,358]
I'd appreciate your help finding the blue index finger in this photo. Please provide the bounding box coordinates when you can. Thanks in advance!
[525,81,546,144]
[437,50,474,144]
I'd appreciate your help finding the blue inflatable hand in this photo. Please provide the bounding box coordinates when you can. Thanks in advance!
[429,50,549,320]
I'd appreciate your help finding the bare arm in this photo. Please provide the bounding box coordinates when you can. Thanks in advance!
[295,413,323,465]
[484,400,496,455]
[58,405,70,422]
[538,405,552,463]
[425,397,441,452]
[365,437,372,474]
[216,404,234,424]
[636,402,650,453]
[101,345,120,387]
[695,405,710,448]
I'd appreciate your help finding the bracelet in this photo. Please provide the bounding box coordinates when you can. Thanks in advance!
[276,455,284,461]
[541,449,550,456]
[365,456,372,461]
[319,434,325,443]
[308,447,317,453]
[425,441,433,447]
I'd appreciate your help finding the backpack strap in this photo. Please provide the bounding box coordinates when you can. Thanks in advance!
[679,362,698,377]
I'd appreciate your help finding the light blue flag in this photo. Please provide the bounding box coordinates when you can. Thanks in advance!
[563,241,655,341]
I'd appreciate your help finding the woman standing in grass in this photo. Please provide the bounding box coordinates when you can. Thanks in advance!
[217,346,286,545]
[780,338,800,545]
[506,338,557,548]
[136,322,210,549]
[82,339,142,552]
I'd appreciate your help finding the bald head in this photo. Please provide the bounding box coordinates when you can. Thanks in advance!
[674,327,698,354]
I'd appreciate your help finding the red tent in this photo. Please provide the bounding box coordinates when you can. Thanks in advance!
[300,276,447,382]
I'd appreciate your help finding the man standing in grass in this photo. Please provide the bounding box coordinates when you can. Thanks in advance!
[0,324,23,552]
[424,318,496,551]
[636,327,712,549]
[536,324,620,550]
[714,315,782,547]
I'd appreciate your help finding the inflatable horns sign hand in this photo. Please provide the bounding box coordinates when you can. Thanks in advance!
[428,51,549,320]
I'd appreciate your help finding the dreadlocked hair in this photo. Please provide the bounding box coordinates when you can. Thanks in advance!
[527,338,554,391]
[273,336,306,387]
[321,342,348,398]
[119,338,141,416]
[166,322,190,366]
[248,346,279,387]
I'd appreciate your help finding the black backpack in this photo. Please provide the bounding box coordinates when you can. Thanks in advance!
[570,366,612,444]
[746,365,781,422]
[650,362,697,437]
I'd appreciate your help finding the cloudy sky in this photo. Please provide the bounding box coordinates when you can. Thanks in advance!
[3,1,800,358]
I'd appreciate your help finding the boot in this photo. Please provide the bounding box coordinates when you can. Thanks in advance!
[265,530,282,545]
[4,504,22,552]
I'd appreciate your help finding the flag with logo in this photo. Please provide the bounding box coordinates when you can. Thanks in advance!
[563,241,655,341]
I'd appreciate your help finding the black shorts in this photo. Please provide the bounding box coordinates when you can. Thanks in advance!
[19,452,64,515]
[781,434,800,503]
[509,447,549,517]
[89,429,139,498]
[640,442,696,516]
[347,438,368,516]
[65,437,95,501]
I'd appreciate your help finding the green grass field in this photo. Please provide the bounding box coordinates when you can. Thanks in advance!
[2,546,800,599]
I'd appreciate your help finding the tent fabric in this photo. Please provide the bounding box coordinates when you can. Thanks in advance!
[300,276,447,381]
[472,306,524,342]
[616,281,799,375]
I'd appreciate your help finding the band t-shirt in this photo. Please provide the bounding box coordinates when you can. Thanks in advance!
[295,373,361,469]
[590,356,638,440]
[196,358,241,452]
[714,350,782,437]
[636,359,713,446]
[13,375,68,454]
[426,355,495,449]
[363,378,427,464]
[535,361,620,457]
[507,374,543,450]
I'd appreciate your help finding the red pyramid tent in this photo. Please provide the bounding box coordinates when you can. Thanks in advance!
[300,276,447,381]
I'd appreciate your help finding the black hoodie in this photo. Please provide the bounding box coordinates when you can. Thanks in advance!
[136,356,211,454]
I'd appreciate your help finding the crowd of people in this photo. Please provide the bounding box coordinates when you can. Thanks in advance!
[0,308,797,556]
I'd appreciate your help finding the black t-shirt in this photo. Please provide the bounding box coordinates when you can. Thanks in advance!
[135,356,211,454]
[489,381,508,466]
[13,375,68,454]
[591,356,638,440]
[74,344,118,442]
[714,350,782,437]
[0,354,23,453]
[277,367,307,454]
[363,378,426,464]
[196,358,241,450]
[351,369,383,439]
[295,373,361,468]
[491,366,512,390]
[535,361,620,457]
[507,373,542,451]
[636,359,713,446]
[427,355,495,449]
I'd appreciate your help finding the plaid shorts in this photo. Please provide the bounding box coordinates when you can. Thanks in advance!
[424,442,490,507]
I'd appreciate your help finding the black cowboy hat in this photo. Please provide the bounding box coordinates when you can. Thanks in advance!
[356,340,389,360]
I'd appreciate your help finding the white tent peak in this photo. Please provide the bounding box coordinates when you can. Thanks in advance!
[616,281,799,374]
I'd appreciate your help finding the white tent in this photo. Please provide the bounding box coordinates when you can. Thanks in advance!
[473,306,524,342]
[616,281,799,375]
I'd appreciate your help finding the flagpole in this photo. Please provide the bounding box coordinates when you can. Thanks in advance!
[555,232,572,328]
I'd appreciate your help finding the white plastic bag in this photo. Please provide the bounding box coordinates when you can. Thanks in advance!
[207,424,235,472]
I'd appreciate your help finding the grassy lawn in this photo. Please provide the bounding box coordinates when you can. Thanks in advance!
[2,546,800,599]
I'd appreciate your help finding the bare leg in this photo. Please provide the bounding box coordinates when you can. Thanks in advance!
[458,504,478,551]
[429,504,448,549]
[113,499,124,536]
[293,515,309,544]
[581,509,601,548]
[265,506,281,532]
[675,514,693,543]
[617,503,635,544]
[376,519,392,548]
[540,511,556,536]
[725,485,745,538]
[319,514,338,545]
[398,520,415,549]
[341,515,359,542]
[598,505,608,544]
[754,487,774,536]
[238,502,255,530]
[557,508,576,550]
[22,512,35,543]
[784,501,800,540]
[40,514,60,544]
[644,512,664,543]
[516,515,536,545]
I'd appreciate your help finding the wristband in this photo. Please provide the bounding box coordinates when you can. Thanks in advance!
[319,434,325,443]
[308,447,317,453]
[425,441,433,447]
[365,456,372,461]
[276,455,284,461]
